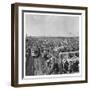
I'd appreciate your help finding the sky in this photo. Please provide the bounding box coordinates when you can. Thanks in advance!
[25,13,79,37]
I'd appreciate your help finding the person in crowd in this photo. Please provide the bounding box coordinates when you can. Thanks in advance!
[72,60,79,72]
[68,61,73,73]
[63,59,69,73]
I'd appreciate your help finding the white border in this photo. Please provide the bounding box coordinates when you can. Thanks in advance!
[18,6,86,84]
[23,13,81,79]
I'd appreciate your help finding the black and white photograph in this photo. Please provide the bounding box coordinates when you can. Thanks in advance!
[25,14,79,76]
[11,3,87,87]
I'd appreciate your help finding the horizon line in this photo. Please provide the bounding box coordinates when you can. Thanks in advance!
[26,35,79,37]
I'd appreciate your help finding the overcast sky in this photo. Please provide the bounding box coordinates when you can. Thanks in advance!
[25,14,79,37]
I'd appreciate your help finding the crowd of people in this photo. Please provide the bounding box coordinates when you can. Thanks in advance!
[26,36,79,75]
[37,48,79,75]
